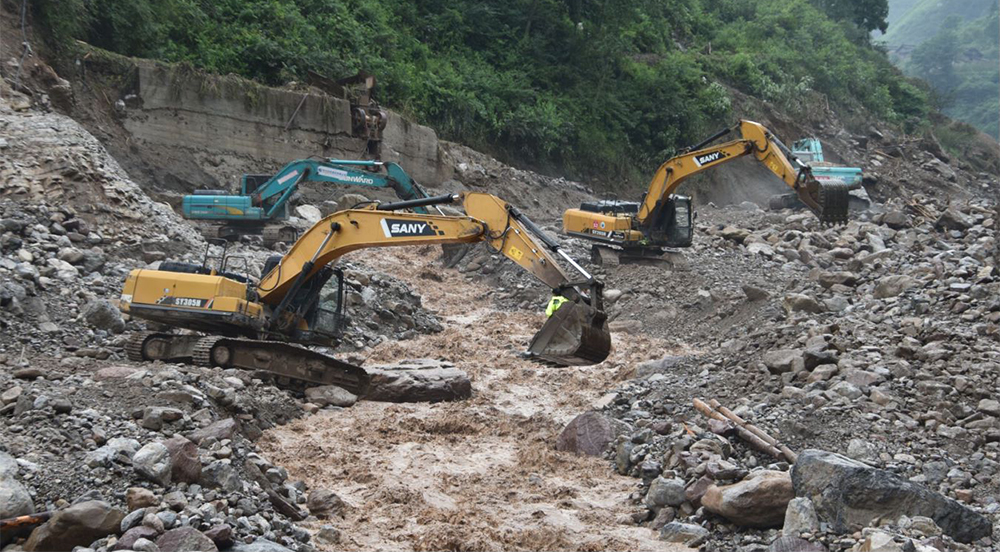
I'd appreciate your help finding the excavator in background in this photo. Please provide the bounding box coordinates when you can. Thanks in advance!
[183,159,433,246]
[121,192,612,395]
[562,120,851,264]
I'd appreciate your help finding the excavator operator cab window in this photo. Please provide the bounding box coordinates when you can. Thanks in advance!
[308,268,346,344]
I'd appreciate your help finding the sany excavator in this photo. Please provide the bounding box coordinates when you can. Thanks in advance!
[562,120,851,263]
[120,192,612,396]
[183,159,433,245]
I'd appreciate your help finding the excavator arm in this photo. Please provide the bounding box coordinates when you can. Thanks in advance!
[256,192,609,365]
[247,159,432,216]
[638,120,848,226]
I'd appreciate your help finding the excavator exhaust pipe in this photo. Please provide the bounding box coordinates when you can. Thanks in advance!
[526,301,611,366]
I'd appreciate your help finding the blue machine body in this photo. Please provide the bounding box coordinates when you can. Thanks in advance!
[182,159,430,223]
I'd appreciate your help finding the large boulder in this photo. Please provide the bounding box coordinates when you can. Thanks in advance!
[556,411,627,456]
[294,205,323,224]
[186,418,237,444]
[80,299,126,333]
[763,349,803,374]
[24,500,124,551]
[701,470,793,528]
[791,449,991,543]
[783,497,819,536]
[365,359,472,402]
[156,526,219,552]
[645,477,687,510]
[133,442,172,486]
[201,460,242,492]
[307,488,346,518]
[304,385,358,408]
[0,478,34,519]
[163,436,202,483]
[658,522,709,546]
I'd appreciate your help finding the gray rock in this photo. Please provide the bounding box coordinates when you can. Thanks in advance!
[556,411,627,457]
[701,470,793,528]
[763,349,803,374]
[114,526,160,551]
[229,539,295,552]
[121,508,147,533]
[635,356,686,378]
[163,491,187,511]
[782,294,825,314]
[645,476,687,509]
[23,500,124,552]
[80,299,126,333]
[155,526,218,552]
[186,418,237,445]
[658,522,709,546]
[935,206,974,231]
[307,488,346,518]
[201,460,241,492]
[0,477,34,519]
[316,524,341,544]
[791,449,991,543]
[133,442,172,486]
[874,275,917,299]
[86,437,140,468]
[783,497,819,536]
[365,359,472,402]
[133,537,160,552]
[0,451,20,479]
[304,385,358,408]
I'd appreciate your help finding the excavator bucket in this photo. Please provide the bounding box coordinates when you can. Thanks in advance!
[796,176,850,224]
[526,301,611,366]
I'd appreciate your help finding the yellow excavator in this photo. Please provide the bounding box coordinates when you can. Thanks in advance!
[119,192,612,396]
[563,120,850,263]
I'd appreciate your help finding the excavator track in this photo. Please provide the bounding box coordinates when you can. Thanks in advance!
[190,336,369,396]
[124,332,369,396]
[125,331,156,361]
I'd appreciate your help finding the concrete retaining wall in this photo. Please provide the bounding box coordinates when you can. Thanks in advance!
[122,61,451,187]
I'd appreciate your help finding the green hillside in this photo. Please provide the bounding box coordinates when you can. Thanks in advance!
[34,0,929,182]
[882,0,999,138]
[881,0,994,49]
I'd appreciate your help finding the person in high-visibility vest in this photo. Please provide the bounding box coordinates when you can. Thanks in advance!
[546,295,569,317]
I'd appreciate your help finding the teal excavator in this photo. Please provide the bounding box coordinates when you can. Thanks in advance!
[182,159,432,245]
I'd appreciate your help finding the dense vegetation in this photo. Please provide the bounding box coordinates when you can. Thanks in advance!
[881,0,998,138]
[35,0,929,181]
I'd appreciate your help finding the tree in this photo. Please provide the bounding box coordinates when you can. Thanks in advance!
[811,0,889,34]
[908,16,962,97]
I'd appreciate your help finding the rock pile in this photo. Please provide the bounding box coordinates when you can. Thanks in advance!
[555,196,1000,550]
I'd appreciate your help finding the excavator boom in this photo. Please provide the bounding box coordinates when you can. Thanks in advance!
[562,120,850,259]
[121,191,612,391]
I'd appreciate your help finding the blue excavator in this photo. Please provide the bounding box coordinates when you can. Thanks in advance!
[182,159,433,245]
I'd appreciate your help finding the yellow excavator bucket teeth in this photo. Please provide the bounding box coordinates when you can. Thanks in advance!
[527,301,611,366]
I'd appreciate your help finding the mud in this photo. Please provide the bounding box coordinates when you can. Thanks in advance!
[260,246,689,551]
